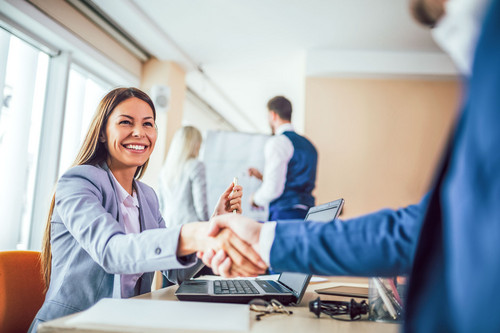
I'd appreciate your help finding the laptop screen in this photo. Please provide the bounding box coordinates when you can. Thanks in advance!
[304,198,344,222]
[277,198,344,296]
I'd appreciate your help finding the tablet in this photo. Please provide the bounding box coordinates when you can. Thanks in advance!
[314,285,369,298]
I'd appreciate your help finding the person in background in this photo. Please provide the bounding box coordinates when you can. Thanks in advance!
[29,87,265,332]
[203,0,498,331]
[158,126,212,229]
[248,96,318,220]
[158,125,228,280]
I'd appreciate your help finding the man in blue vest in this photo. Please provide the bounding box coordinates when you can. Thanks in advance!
[249,96,318,220]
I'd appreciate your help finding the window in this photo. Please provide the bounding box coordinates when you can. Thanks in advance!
[0,28,49,250]
[1,2,137,251]
[58,65,111,176]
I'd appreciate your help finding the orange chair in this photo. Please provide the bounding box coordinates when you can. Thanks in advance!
[0,251,46,333]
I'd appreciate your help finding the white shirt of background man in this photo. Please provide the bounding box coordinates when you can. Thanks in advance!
[253,123,294,207]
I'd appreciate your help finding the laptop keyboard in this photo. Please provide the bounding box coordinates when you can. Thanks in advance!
[213,280,260,294]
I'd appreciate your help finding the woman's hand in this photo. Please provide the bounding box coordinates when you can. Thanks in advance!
[212,181,243,217]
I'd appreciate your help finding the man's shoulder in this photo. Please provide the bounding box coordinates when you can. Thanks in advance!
[282,130,308,140]
[266,133,294,150]
[281,131,316,151]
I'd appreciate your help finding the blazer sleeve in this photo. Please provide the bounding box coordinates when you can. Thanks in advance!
[55,165,196,275]
[138,173,205,284]
[270,193,430,276]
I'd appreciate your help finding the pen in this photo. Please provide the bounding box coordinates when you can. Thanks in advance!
[373,278,397,320]
[378,278,403,314]
[232,177,238,213]
[387,277,402,306]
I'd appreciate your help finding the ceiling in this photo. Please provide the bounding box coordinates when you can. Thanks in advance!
[90,0,454,133]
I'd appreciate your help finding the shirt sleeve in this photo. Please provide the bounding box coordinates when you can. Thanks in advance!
[253,135,294,207]
[258,222,277,266]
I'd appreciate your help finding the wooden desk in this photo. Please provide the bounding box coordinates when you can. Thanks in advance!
[38,277,400,333]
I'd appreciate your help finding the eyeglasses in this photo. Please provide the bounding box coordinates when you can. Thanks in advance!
[249,299,293,321]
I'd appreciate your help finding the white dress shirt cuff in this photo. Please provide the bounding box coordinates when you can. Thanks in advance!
[258,222,277,267]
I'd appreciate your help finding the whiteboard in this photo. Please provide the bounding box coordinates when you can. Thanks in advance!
[201,130,270,221]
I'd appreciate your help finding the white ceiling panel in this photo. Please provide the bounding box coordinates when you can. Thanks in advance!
[91,0,454,133]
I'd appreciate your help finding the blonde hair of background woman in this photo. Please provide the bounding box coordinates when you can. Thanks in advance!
[41,87,156,290]
[161,126,203,188]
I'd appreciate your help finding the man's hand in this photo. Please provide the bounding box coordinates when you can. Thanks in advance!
[248,167,263,181]
[197,214,266,277]
[212,182,243,217]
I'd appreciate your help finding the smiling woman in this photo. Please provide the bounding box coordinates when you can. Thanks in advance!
[101,97,158,193]
[29,87,267,333]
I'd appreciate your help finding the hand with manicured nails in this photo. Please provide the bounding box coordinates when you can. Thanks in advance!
[212,182,243,217]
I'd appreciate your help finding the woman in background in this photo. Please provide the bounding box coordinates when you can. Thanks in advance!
[158,126,217,280]
[30,88,263,332]
[158,126,211,228]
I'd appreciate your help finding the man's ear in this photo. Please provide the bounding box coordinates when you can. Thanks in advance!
[269,110,277,121]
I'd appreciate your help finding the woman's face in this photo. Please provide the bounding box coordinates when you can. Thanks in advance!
[103,97,157,173]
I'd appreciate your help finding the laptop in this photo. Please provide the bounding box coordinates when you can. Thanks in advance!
[175,198,344,305]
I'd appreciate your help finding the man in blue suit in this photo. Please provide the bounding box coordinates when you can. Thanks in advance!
[203,0,500,331]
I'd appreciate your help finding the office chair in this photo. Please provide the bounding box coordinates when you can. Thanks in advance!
[0,251,46,333]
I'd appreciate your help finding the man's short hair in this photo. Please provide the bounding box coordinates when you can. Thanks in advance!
[267,96,292,121]
[410,0,445,28]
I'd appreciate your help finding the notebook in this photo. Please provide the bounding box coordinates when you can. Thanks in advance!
[315,285,369,298]
[175,198,344,304]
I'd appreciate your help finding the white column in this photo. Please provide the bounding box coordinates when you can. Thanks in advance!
[28,51,71,249]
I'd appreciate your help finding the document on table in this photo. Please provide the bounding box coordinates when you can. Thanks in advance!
[66,298,250,331]
[310,276,328,283]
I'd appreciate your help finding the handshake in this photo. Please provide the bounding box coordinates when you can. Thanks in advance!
[178,214,269,277]
[177,182,269,277]
[199,214,268,277]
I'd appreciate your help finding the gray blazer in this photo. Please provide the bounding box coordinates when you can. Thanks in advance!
[159,159,210,228]
[30,163,202,332]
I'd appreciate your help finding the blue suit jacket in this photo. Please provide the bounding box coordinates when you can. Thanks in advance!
[31,163,201,331]
[406,2,500,331]
[270,1,500,331]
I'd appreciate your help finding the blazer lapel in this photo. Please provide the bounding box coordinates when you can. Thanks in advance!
[134,181,159,232]
[101,162,124,226]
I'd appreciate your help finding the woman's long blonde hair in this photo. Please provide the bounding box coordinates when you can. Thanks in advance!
[41,87,156,290]
[160,126,203,188]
